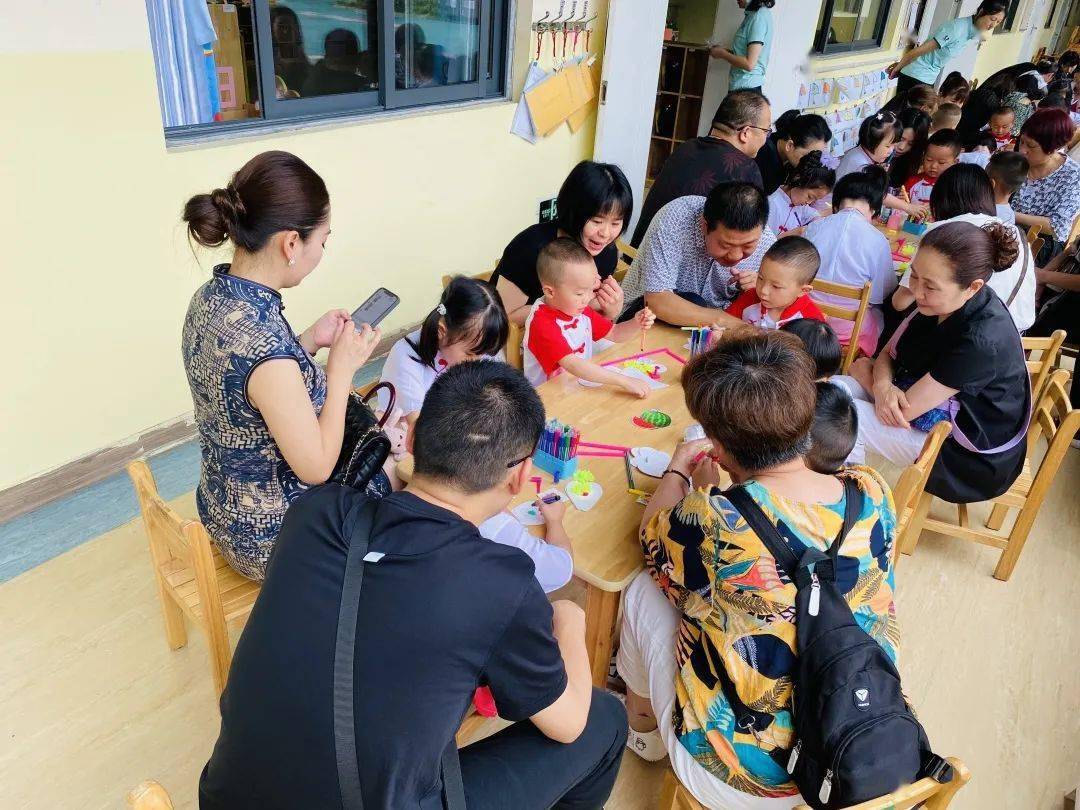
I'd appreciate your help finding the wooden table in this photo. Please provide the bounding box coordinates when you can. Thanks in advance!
[874,221,923,275]
[397,327,694,687]
[527,328,694,686]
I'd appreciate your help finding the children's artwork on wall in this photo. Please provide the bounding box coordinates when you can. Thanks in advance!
[798,82,811,108]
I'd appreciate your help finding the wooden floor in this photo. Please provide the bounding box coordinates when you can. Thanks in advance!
[1,450,1078,809]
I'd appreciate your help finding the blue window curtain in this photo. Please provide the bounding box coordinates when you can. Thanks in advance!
[145,0,219,127]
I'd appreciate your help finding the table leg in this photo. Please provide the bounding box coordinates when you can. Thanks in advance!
[584,585,621,688]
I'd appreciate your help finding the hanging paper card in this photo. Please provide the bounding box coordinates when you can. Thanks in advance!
[809,80,823,107]
[525,70,574,137]
[567,59,601,132]
[798,82,811,108]
[821,80,834,106]
[511,62,550,143]
[837,75,857,103]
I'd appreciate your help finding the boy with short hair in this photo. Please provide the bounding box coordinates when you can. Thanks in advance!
[524,238,655,390]
[986,150,1029,225]
[805,381,859,474]
[902,128,962,207]
[931,102,962,133]
[986,106,1017,151]
[725,236,826,329]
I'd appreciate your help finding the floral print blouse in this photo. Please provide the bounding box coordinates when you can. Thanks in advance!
[1011,155,1080,243]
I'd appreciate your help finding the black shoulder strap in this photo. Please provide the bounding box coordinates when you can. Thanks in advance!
[333,498,468,810]
[724,477,863,582]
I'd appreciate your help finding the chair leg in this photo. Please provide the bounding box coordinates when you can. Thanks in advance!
[659,769,680,810]
[155,576,187,650]
[901,492,933,556]
[985,502,1010,531]
[957,503,969,528]
[993,507,1038,582]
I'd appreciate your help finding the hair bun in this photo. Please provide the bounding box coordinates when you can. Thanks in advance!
[798,149,824,170]
[210,186,246,226]
[984,222,1020,272]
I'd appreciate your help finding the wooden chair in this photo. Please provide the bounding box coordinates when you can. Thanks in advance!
[810,279,872,374]
[613,238,638,283]
[505,321,525,370]
[892,421,952,560]
[442,268,495,289]
[661,759,970,810]
[1022,329,1066,403]
[1025,222,1048,261]
[902,369,1080,580]
[127,460,260,696]
[127,781,174,809]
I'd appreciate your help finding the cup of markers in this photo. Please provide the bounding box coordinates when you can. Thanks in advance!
[532,419,580,482]
[685,326,713,359]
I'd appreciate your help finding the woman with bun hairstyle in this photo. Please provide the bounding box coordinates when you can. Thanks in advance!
[838,221,1030,503]
[765,150,835,234]
[754,109,832,194]
[181,150,383,580]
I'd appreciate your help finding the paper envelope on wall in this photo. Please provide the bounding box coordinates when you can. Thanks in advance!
[566,60,601,133]
[525,71,576,137]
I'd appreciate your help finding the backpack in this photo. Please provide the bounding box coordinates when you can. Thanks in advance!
[724,478,953,809]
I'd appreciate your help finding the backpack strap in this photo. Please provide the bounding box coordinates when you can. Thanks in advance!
[1005,229,1031,307]
[333,499,468,810]
[724,477,862,584]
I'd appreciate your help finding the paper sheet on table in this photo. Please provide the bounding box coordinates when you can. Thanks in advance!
[511,61,550,143]
[613,366,669,389]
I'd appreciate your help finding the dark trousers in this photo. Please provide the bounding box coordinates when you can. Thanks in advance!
[1028,291,1080,408]
[459,689,628,810]
[895,72,925,95]
[619,291,713,323]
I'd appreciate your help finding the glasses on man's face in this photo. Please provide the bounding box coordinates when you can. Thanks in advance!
[741,124,771,135]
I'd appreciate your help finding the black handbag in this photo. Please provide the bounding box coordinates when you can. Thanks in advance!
[329,382,396,491]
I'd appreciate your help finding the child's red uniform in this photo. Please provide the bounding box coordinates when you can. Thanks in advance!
[726,289,826,329]
[902,173,938,207]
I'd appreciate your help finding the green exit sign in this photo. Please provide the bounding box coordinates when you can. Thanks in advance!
[538,197,558,223]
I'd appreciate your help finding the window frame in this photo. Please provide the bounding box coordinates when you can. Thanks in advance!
[1000,0,1023,32]
[813,0,894,55]
[1044,0,1061,28]
[163,0,509,141]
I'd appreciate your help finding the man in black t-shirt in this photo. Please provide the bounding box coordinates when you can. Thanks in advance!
[630,90,769,247]
[199,362,627,810]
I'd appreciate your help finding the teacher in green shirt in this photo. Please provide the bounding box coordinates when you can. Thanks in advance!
[887,1,1006,94]
[710,0,774,94]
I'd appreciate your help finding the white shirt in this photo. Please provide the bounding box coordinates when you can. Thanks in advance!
[767,187,822,235]
[900,213,1035,331]
[959,150,991,169]
[522,301,613,387]
[804,208,898,354]
[378,329,501,414]
[477,512,573,593]
[835,146,881,180]
[995,202,1016,224]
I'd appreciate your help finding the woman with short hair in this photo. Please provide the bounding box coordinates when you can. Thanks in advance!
[1013,108,1080,259]
[617,330,900,807]
[491,160,633,326]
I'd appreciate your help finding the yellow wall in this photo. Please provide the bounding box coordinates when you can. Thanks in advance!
[972,29,1031,80]
[0,0,606,490]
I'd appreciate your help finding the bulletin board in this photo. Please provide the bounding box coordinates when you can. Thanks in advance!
[795,69,894,157]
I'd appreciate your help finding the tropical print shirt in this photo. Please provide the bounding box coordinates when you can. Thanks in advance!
[641,466,900,798]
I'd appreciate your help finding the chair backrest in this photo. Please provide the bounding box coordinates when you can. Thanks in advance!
[613,238,637,284]
[793,757,970,810]
[1026,368,1080,466]
[505,322,525,370]
[442,268,495,289]
[127,781,174,810]
[128,459,195,571]
[810,279,873,373]
[893,421,952,555]
[1022,329,1066,403]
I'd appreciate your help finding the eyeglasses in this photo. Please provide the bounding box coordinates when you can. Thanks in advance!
[741,124,772,134]
[507,436,541,469]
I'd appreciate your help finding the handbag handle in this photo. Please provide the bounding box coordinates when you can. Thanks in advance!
[360,382,397,428]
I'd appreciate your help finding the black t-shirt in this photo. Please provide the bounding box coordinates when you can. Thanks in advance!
[631,137,764,247]
[491,222,618,304]
[754,135,786,195]
[199,486,567,810]
[894,287,1030,503]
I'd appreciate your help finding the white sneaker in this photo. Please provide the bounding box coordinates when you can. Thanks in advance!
[626,725,668,762]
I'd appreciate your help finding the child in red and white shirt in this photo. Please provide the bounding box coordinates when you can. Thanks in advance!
[986,106,1017,152]
[726,236,826,329]
[523,238,655,392]
[901,128,961,207]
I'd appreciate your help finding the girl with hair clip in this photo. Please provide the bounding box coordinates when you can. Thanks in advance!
[838,110,929,218]
[755,109,833,194]
[378,275,509,422]
[838,221,1030,504]
[766,150,835,235]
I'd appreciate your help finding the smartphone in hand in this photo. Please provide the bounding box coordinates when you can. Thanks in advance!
[352,288,400,329]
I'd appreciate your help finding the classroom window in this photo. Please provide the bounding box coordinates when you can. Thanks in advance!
[145,0,507,137]
[813,0,893,54]
[1044,0,1060,28]
[999,0,1022,32]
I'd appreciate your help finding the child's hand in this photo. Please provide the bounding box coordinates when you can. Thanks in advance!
[731,269,758,290]
[620,376,651,399]
[634,307,656,331]
[536,495,567,526]
[909,204,929,222]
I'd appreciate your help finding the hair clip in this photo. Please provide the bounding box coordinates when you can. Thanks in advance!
[875,112,884,120]
[436,303,447,315]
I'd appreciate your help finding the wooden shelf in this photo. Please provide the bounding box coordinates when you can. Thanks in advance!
[647,41,709,182]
